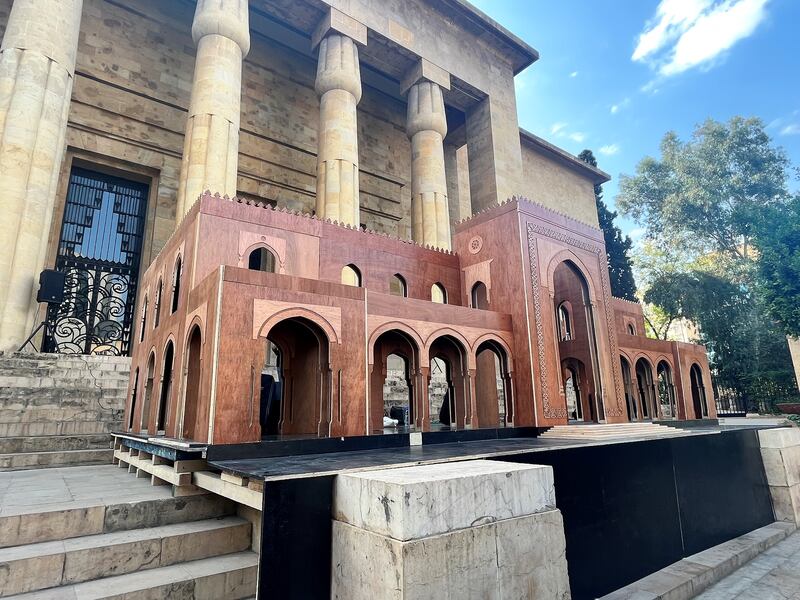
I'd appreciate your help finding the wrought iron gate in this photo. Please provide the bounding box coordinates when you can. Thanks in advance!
[45,168,148,356]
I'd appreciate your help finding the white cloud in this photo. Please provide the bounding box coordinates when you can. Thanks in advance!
[551,122,567,135]
[599,144,620,156]
[629,227,647,239]
[610,98,631,114]
[780,124,800,136]
[633,0,769,76]
[569,71,579,78]
[568,132,586,143]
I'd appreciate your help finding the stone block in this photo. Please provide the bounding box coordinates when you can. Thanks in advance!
[0,505,106,548]
[312,7,368,49]
[758,427,800,449]
[770,484,800,525]
[332,509,569,600]
[333,460,555,541]
[400,58,451,95]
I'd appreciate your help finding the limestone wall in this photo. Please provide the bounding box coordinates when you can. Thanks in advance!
[520,139,600,228]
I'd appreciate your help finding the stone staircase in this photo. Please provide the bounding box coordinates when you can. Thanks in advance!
[540,422,690,440]
[0,466,258,598]
[0,352,129,471]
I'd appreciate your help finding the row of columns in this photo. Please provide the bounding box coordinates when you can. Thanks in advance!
[0,0,456,349]
[179,3,454,250]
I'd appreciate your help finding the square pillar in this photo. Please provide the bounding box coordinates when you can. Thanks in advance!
[331,459,571,599]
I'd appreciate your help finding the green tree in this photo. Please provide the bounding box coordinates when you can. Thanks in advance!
[578,149,637,300]
[752,194,800,336]
[617,117,798,409]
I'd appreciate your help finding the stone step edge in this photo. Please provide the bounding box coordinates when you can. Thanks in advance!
[598,521,797,600]
[3,551,259,600]
[0,517,250,594]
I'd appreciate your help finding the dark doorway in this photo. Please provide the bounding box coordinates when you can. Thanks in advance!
[475,340,512,427]
[46,167,149,355]
[156,341,174,433]
[635,358,656,419]
[182,326,203,440]
[140,353,156,433]
[690,364,708,418]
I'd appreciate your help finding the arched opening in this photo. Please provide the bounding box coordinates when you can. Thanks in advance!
[552,261,604,421]
[471,282,489,309]
[341,264,361,287]
[265,317,331,437]
[428,335,467,430]
[431,282,447,304]
[258,340,283,437]
[627,323,636,335]
[140,352,156,432]
[635,358,656,420]
[154,279,162,328]
[475,340,512,427]
[182,326,203,440]
[657,361,677,419]
[171,256,182,313]
[690,363,708,418]
[389,274,407,297]
[139,295,148,342]
[620,357,637,421]
[248,247,277,272]
[128,368,139,431]
[557,302,572,341]
[370,329,419,433]
[156,341,174,433]
[562,358,590,421]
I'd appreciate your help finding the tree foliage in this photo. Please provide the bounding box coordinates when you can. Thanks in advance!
[578,149,637,300]
[752,194,800,337]
[617,117,799,408]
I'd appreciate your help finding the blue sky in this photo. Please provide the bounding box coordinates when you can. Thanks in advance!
[469,0,800,238]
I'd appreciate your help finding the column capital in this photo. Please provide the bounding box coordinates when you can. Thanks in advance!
[192,0,250,57]
[401,58,450,96]
[312,7,367,50]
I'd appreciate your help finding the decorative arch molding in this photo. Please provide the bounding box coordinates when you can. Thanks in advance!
[632,353,656,372]
[544,249,600,303]
[239,240,285,273]
[473,333,515,373]
[619,349,635,365]
[527,222,625,418]
[425,328,473,369]
[256,307,340,346]
[367,322,425,365]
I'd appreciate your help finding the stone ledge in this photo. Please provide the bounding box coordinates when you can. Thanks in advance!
[599,521,797,600]
[333,459,555,541]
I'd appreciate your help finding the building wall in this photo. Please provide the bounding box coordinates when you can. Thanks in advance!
[519,141,600,228]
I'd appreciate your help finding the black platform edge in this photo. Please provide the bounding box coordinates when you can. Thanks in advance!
[111,433,203,461]
[421,426,543,444]
[654,419,719,429]
[206,432,410,462]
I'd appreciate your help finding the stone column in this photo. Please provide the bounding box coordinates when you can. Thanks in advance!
[312,9,366,227]
[332,460,571,598]
[0,0,83,351]
[176,0,250,217]
[403,60,451,250]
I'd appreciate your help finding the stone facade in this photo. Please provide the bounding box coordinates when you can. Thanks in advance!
[0,0,610,351]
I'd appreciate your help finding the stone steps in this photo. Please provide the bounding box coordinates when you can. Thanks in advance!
[540,422,687,440]
[0,407,123,424]
[4,552,259,599]
[0,449,114,471]
[0,420,121,438]
[0,516,252,596]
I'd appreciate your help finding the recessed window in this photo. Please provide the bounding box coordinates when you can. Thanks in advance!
[171,257,182,314]
[471,281,488,309]
[341,264,362,287]
[558,303,572,341]
[248,247,276,272]
[139,295,148,342]
[153,279,162,328]
[431,283,447,304]
[627,323,636,335]
[389,274,407,297]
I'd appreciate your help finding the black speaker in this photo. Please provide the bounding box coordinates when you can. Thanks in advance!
[37,269,66,304]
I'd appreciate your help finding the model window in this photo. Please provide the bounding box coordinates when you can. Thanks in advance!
[139,295,148,342]
[341,264,362,287]
[248,247,276,272]
[627,323,635,335]
[431,283,447,304]
[171,257,182,314]
[153,279,162,328]
[558,303,572,341]
[389,274,407,297]
[471,281,488,309]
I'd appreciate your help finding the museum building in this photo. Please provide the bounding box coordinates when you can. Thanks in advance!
[0,0,715,447]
